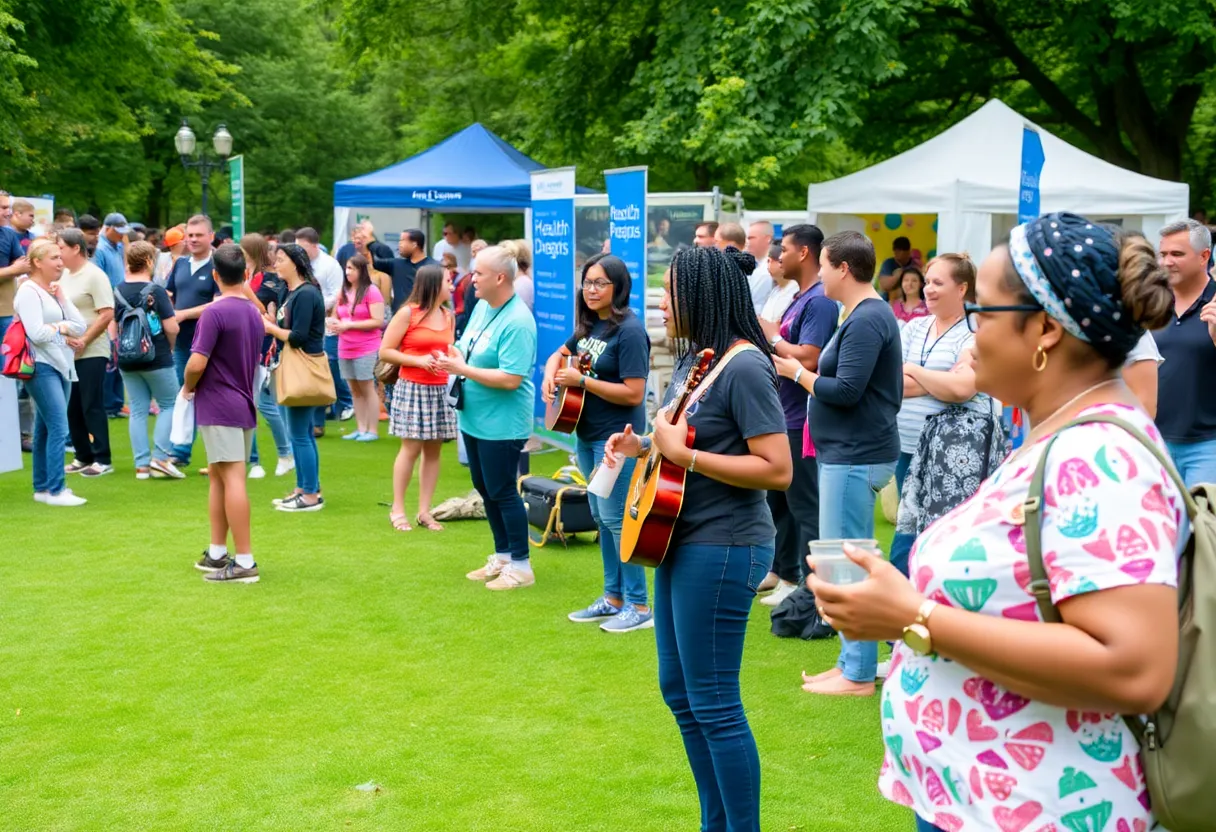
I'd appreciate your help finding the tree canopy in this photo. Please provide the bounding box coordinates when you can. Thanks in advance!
[1,0,1212,237]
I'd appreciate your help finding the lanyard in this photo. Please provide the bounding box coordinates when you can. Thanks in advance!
[464,295,515,357]
[919,316,963,367]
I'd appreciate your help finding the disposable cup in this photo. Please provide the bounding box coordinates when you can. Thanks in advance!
[807,539,880,585]
[587,453,625,498]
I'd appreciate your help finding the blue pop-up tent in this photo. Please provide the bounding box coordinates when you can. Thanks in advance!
[334,123,588,210]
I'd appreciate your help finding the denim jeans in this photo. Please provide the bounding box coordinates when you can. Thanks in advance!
[463,433,529,560]
[890,452,916,577]
[766,428,821,583]
[27,362,71,495]
[322,333,352,420]
[1166,439,1216,490]
[67,356,111,465]
[250,381,291,464]
[818,460,896,683]
[171,341,197,464]
[284,405,320,493]
[655,542,773,832]
[0,315,11,340]
[895,451,914,494]
[575,437,648,606]
[103,361,125,414]
[915,816,945,832]
[121,366,179,467]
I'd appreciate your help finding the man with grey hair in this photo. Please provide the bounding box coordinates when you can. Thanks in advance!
[745,219,776,312]
[335,219,393,270]
[1156,218,1216,487]
[438,244,538,591]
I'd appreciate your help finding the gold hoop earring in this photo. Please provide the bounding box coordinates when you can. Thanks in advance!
[1032,345,1048,373]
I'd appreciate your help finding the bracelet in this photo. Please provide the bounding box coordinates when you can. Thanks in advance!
[638,435,653,455]
[579,376,586,388]
[793,367,804,386]
[770,334,784,347]
[688,450,698,473]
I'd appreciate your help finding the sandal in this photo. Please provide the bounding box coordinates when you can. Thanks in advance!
[416,513,444,532]
[390,512,412,532]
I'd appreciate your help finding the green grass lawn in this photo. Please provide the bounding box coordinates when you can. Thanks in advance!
[0,418,910,831]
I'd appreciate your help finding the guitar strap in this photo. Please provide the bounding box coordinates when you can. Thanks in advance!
[681,341,759,411]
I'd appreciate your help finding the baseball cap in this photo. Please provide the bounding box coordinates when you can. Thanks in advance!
[163,225,185,247]
[103,212,131,234]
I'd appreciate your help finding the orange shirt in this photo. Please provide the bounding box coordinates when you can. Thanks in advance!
[398,306,454,386]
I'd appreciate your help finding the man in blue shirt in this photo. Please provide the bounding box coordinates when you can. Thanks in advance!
[93,213,128,288]
[165,215,218,467]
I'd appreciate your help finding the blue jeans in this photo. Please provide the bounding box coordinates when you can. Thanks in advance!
[889,451,916,578]
[463,433,529,560]
[171,341,197,464]
[575,437,648,606]
[284,405,320,493]
[895,451,913,494]
[250,381,290,464]
[818,460,896,683]
[656,542,772,832]
[0,315,11,340]
[319,334,352,422]
[1166,439,1216,490]
[121,366,179,467]
[27,362,71,495]
[915,817,944,832]
[103,361,125,414]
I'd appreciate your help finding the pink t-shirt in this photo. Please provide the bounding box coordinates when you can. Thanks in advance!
[335,284,384,359]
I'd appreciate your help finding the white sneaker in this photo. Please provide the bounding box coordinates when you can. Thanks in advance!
[876,660,891,681]
[248,464,266,479]
[759,579,798,607]
[339,407,354,421]
[275,457,295,477]
[150,458,186,480]
[45,489,87,507]
[33,491,50,503]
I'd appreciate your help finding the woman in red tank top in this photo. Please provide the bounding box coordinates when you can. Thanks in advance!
[378,265,458,532]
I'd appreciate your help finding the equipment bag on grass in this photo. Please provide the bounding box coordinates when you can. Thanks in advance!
[1,318,34,379]
[1024,413,1214,832]
[113,283,158,368]
[519,466,597,548]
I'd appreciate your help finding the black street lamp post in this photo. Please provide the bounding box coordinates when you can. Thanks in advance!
[174,120,234,218]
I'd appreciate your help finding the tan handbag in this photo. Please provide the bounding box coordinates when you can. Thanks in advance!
[275,343,336,407]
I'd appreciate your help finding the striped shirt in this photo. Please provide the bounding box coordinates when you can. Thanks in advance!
[897,315,991,455]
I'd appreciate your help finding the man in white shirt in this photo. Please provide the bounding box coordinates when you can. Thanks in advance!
[746,220,778,313]
[294,226,353,424]
[432,222,472,273]
[759,242,798,322]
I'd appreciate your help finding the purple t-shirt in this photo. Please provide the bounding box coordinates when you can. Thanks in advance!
[779,282,839,429]
[191,295,264,428]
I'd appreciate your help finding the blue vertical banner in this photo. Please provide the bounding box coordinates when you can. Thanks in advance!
[1018,126,1045,224]
[604,166,648,320]
[530,167,577,428]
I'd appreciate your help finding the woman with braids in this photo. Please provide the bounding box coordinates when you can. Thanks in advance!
[775,230,902,697]
[808,213,1182,832]
[604,245,791,832]
[541,253,652,633]
[262,244,328,512]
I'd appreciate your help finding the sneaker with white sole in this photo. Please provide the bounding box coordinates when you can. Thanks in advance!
[274,458,295,477]
[759,579,798,607]
[195,551,231,572]
[33,491,50,503]
[341,431,361,441]
[204,561,259,584]
[485,562,535,591]
[44,489,87,507]
[64,460,89,475]
[149,458,186,479]
[466,555,509,582]
[80,463,114,477]
[248,464,266,479]
[876,660,891,681]
[276,494,324,512]
[135,468,150,480]
[599,604,655,633]
[339,407,354,421]
[568,596,623,623]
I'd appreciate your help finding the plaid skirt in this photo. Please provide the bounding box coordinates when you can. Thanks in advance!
[390,380,458,441]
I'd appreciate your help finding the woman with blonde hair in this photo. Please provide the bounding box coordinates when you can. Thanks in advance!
[14,238,88,505]
[379,264,457,531]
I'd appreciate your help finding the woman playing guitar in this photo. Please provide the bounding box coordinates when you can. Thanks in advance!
[541,254,654,633]
[604,246,791,832]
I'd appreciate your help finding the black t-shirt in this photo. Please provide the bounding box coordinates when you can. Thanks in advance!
[279,282,326,354]
[1155,279,1216,443]
[562,311,650,441]
[808,298,902,465]
[115,281,176,371]
[374,255,438,312]
[664,347,785,546]
[253,270,288,359]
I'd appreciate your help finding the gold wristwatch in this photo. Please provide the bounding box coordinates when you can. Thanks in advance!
[902,600,939,656]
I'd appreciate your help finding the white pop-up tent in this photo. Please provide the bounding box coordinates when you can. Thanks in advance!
[807,99,1189,256]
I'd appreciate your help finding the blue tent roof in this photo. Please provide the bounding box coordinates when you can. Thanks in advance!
[334,124,591,210]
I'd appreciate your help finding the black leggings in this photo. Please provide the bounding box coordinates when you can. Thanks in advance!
[68,356,112,465]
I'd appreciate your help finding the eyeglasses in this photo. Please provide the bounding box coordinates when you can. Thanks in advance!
[964,301,1043,333]
[581,279,612,292]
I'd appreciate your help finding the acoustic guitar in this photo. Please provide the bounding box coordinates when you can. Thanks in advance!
[544,352,593,433]
[619,348,715,568]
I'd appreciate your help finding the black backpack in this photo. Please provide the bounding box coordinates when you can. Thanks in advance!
[770,586,837,640]
[113,284,158,367]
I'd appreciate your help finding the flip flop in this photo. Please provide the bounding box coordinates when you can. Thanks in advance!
[390,512,412,532]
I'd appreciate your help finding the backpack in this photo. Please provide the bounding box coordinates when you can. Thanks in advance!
[770,586,836,640]
[1,318,34,379]
[1024,413,1215,832]
[113,284,158,367]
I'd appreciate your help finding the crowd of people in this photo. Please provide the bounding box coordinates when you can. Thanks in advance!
[2,189,1213,832]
